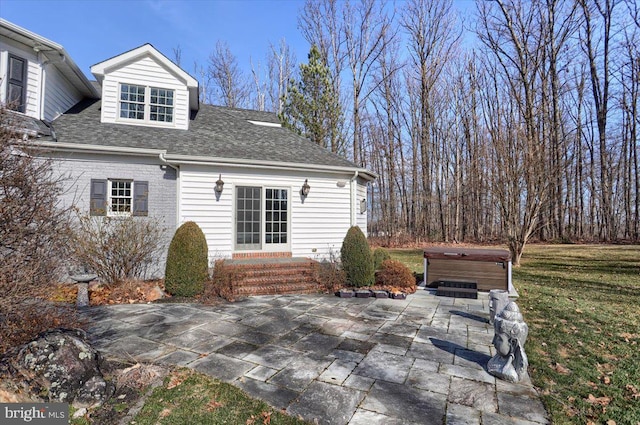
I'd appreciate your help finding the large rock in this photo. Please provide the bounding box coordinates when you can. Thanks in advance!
[0,328,114,408]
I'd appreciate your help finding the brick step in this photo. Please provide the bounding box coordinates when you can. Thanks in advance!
[235,275,317,288]
[218,258,321,296]
[240,267,315,279]
[235,281,320,296]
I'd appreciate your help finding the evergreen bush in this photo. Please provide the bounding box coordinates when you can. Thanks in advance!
[340,226,374,287]
[165,221,209,297]
[372,247,391,270]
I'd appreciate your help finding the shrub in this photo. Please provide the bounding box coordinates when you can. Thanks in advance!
[376,259,416,292]
[0,107,74,312]
[71,215,167,285]
[204,260,243,302]
[164,221,209,297]
[372,247,391,270]
[340,226,374,287]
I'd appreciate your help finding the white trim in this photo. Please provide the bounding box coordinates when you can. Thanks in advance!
[91,44,198,87]
[31,141,375,179]
[247,120,281,128]
[90,44,198,111]
[117,83,176,127]
[163,154,377,180]
[0,19,99,98]
[31,141,166,156]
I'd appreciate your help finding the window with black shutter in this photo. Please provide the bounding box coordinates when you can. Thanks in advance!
[7,54,27,113]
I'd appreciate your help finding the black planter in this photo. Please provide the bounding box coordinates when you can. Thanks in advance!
[355,290,372,298]
[337,289,354,298]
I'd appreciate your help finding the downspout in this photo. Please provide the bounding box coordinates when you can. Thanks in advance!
[350,170,359,227]
[159,152,180,228]
[38,51,66,120]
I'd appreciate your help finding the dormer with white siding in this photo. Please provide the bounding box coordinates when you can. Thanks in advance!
[90,44,198,131]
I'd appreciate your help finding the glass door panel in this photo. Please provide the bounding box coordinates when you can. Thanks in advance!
[236,186,261,250]
[265,188,289,249]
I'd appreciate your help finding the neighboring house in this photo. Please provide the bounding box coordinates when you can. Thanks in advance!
[1,19,375,282]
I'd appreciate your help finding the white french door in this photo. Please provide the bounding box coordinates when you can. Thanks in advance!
[235,186,290,252]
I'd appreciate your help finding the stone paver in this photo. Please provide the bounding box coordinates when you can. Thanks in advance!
[83,289,549,425]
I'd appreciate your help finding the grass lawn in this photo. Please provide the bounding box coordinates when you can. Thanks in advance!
[71,368,309,425]
[390,244,640,424]
[131,369,307,425]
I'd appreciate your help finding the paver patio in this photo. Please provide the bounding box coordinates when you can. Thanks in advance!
[83,288,548,425]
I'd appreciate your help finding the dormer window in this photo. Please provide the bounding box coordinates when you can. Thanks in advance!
[119,84,174,124]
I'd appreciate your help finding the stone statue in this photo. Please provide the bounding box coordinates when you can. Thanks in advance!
[487,301,529,382]
[489,289,510,325]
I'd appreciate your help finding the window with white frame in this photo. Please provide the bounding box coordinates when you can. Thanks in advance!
[150,88,174,122]
[108,180,133,215]
[119,84,174,123]
[90,179,149,217]
[120,84,145,120]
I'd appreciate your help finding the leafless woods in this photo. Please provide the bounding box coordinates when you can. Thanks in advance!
[195,0,639,263]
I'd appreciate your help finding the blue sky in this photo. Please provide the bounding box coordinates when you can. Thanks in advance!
[1,0,477,82]
[1,0,309,79]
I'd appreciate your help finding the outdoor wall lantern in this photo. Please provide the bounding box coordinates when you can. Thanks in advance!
[360,198,367,214]
[301,179,311,197]
[214,174,225,193]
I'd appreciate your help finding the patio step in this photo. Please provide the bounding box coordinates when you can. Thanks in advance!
[220,258,320,296]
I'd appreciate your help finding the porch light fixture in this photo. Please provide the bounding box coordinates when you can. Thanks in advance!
[360,198,367,214]
[301,179,311,197]
[214,174,224,193]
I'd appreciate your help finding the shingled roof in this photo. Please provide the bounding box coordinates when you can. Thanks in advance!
[49,99,366,173]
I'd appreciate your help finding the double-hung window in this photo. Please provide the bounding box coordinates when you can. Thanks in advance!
[150,88,174,122]
[109,180,133,215]
[119,84,174,124]
[90,179,149,217]
[120,84,145,119]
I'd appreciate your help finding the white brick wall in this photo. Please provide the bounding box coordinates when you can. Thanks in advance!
[49,152,177,278]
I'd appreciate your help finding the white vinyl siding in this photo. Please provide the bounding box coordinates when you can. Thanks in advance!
[0,38,40,119]
[99,55,189,129]
[1,36,84,121]
[43,65,83,121]
[179,166,355,263]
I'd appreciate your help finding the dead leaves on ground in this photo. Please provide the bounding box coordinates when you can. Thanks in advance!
[246,410,273,425]
[551,362,571,375]
[166,372,188,390]
[205,398,224,412]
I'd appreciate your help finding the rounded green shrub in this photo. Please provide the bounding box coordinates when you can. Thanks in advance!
[372,247,391,270]
[165,221,209,297]
[340,226,374,287]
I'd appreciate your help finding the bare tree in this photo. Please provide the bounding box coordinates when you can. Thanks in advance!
[172,44,183,67]
[0,107,74,310]
[267,39,297,114]
[578,0,618,240]
[476,0,551,265]
[402,0,461,239]
[250,57,267,111]
[344,0,395,166]
[299,0,348,156]
[208,40,250,108]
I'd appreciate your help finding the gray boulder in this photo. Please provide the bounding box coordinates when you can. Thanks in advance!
[0,328,114,408]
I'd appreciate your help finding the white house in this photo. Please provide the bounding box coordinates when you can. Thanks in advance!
[1,20,375,290]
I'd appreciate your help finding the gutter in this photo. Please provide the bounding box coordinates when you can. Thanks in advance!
[38,50,66,120]
[30,141,166,156]
[163,153,377,180]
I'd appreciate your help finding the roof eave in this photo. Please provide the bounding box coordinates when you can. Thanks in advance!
[0,19,99,99]
[163,153,377,179]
